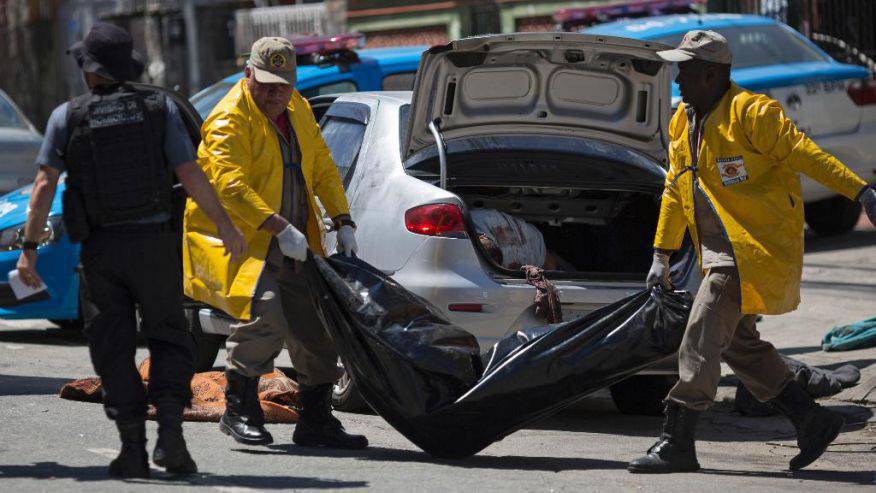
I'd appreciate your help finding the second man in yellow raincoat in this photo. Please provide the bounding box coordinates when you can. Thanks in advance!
[629,30,876,474]
[183,37,367,450]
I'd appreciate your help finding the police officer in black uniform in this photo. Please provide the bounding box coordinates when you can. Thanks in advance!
[17,23,245,478]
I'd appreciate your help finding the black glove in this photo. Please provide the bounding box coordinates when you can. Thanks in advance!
[858,186,876,228]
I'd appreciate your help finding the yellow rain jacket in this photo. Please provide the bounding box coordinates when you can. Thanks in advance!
[182,80,349,320]
[654,83,867,315]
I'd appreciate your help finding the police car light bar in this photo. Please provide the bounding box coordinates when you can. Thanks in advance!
[287,33,366,57]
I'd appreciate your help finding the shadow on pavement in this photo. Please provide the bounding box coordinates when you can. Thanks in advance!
[526,404,872,442]
[239,445,871,485]
[700,467,876,486]
[0,328,87,347]
[777,345,826,356]
[0,374,75,396]
[0,462,368,489]
[237,445,630,472]
[817,358,876,372]
[803,262,876,273]
[798,279,876,294]
[804,229,876,254]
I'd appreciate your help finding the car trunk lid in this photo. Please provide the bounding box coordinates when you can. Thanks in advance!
[403,32,674,165]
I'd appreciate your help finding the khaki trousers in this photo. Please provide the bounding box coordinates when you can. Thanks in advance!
[667,267,793,411]
[225,255,342,386]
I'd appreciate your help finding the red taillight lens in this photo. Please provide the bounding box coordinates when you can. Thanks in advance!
[448,303,484,313]
[404,203,467,237]
[847,79,876,106]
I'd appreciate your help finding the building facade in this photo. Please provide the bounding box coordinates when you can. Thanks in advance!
[346,1,618,48]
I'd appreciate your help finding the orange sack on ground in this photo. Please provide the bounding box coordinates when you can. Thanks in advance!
[58,358,300,423]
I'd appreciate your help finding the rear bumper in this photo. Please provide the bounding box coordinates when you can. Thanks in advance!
[0,236,81,321]
[392,236,691,376]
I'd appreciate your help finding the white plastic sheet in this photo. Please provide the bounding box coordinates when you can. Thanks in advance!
[470,209,546,269]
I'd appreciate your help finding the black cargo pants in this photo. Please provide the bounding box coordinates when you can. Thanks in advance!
[79,223,195,423]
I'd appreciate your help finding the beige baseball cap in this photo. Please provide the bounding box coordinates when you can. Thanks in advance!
[657,30,733,65]
[248,37,297,85]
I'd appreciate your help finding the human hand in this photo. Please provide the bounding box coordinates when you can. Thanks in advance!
[859,187,876,228]
[277,224,308,262]
[336,225,357,257]
[646,251,671,289]
[218,222,246,262]
[16,250,43,289]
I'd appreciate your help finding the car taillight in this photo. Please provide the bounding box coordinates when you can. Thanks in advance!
[448,303,485,313]
[404,203,467,238]
[847,79,876,106]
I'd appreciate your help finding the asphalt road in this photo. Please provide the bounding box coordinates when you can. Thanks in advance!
[1,228,875,492]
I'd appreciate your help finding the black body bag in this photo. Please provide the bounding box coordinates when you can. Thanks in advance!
[305,255,692,458]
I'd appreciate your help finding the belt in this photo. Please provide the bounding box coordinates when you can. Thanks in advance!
[92,220,173,234]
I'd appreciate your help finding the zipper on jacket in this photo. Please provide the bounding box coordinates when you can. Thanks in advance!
[688,109,743,305]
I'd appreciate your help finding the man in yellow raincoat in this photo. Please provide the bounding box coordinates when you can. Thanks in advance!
[629,30,876,474]
[183,37,366,449]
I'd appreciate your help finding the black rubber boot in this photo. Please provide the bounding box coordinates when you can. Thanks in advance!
[770,380,845,471]
[108,420,150,479]
[293,383,368,449]
[628,401,701,473]
[219,370,273,445]
[153,402,198,475]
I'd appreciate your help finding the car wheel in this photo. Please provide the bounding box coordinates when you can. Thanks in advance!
[805,196,862,236]
[185,308,224,372]
[609,375,677,416]
[332,358,370,413]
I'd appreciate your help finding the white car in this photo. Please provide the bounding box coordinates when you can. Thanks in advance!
[195,33,701,415]
[0,90,42,194]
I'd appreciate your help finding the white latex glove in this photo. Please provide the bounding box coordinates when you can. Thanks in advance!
[337,225,358,258]
[646,251,671,289]
[859,187,876,228]
[277,224,308,262]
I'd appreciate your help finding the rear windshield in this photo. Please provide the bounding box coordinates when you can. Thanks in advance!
[191,82,234,119]
[0,94,26,129]
[652,24,827,70]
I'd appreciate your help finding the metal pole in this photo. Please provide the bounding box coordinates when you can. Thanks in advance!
[182,0,201,94]
[427,119,448,190]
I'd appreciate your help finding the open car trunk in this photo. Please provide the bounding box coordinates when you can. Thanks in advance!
[400,32,677,281]
[456,185,659,280]
[407,134,669,281]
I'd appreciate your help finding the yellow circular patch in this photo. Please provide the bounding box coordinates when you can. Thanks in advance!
[270,53,286,69]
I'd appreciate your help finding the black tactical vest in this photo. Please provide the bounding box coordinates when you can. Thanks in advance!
[64,84,171,231]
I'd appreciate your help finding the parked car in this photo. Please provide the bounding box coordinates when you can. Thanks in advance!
[0,89,42,194]
[0,38,425,332]
[584,14,876,235]
[195,32,701,415]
